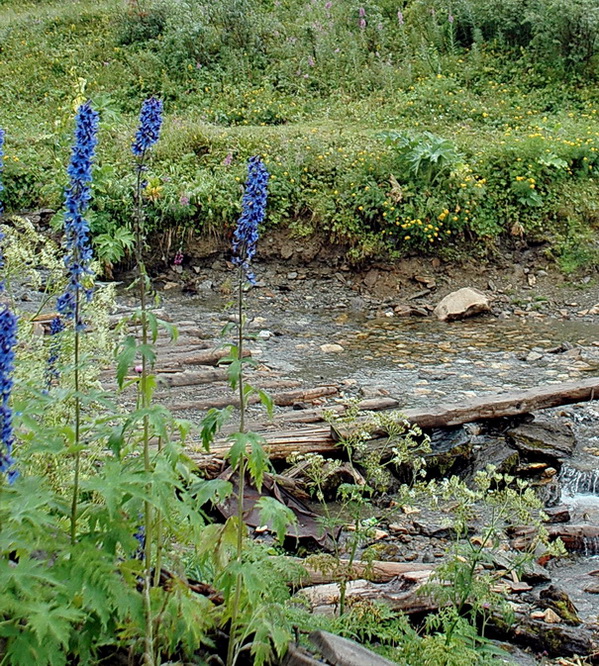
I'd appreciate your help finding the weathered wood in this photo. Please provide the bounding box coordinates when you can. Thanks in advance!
[188,380,599,470]
[297,574,436,616]
[170,385,338,412]
[191,426,336,465]
[274,397,400,425]
[175,347,252,367]
[289,557,434,586]
[158,368,228,387]
[401,378,599,429]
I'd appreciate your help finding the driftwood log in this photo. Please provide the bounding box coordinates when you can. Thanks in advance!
[289,557,434,586]
[170,385,338,412]
[298,572,436,616]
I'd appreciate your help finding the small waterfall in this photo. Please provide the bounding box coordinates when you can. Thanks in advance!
[581,536,599,557]
[560,466,599,495]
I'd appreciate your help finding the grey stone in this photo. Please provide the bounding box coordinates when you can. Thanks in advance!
[434,287,491,321]
[507,417,576,463]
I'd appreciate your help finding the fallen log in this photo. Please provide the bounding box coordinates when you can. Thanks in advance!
[273,397,401,425]
[288,557,434,586]
[174,348,252,367]
[171,386,338,413]
[297,574,436,616]
[188,379,599,470]
[191,426,336,463]
[400,378,599,429]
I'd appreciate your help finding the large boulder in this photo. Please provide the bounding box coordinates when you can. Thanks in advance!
[433,287,491,321]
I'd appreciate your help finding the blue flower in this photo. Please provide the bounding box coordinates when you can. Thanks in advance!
[0,127,5,216]
[45,316,64,387]
[132,97,163,158]
[232,156,269,282]
[0,305,18,484]
[56,102,99,328]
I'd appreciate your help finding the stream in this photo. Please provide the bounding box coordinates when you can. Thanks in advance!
[142,285,599,631]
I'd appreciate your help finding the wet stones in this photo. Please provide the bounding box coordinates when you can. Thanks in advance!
[507,417,576,464]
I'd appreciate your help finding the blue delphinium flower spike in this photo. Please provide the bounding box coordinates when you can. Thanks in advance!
[0,304,18,484]
[56,102,99,330]
[132,97,163,158]
[232,156,269,283]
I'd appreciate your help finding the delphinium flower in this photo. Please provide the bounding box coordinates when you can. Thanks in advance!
[0,305,18,484]
[132,97,163,160]
[45,316,64,388]
[231,156,269,283]
[56,101,99,329]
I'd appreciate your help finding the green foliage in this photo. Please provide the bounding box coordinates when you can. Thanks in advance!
[0,0,598,264]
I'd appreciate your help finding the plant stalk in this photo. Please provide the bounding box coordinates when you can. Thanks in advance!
[135,155,155,666]
[69,289,81,544]
[226,266,247,666]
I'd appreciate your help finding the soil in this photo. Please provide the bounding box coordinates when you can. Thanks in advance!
[143,228,599,321]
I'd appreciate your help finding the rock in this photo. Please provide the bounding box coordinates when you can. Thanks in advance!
[433,288,491,322]
[320,344,344,353]
[394,304,429,317]
[525,351,544,362]
[509,616,596,658]
[257,330,273,340]
[363,269,379,288]
[283,643,323,666]
[308,630,397,666]
[470,438,520,476]
[539,585,581,625]
[542,505,571,523]
[425,426,473,476]
[414,274,436,289]
[507,417,576,464]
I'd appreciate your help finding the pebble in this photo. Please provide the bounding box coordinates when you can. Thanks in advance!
[320,343,344,353]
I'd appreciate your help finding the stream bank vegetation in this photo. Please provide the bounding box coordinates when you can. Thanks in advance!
[0,96,596,666]
[1,0,599,272]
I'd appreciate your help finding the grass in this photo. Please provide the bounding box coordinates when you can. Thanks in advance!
[1,0,599,267]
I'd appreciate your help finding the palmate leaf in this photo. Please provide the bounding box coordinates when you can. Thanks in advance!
[25,600,84,648]
[0,557,62,595]
[255,496,297,544]
[199,406,232,452]
[4,632,67,666]
[247,435,269,490]
[190,478,233,506]
[116,335,137,389]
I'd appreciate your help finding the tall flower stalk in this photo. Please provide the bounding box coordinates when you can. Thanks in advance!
[0,127,18,485]
[226,156,269,666]
[56,102,99,543]
[132,96,163,666]
[0,127,5,218]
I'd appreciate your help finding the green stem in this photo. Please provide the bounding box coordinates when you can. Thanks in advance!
[135,156,155,666]
[226,266,247,666]
[70,288,81,544]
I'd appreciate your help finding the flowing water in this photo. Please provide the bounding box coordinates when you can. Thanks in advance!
[152,288,599,621]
